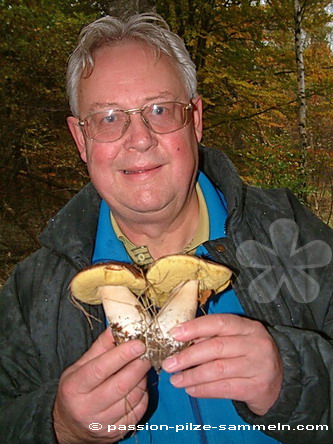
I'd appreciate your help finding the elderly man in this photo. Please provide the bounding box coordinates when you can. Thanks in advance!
[0,13,332,444]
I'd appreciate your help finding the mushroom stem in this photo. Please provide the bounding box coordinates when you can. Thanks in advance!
[153,280,199,334]
[99,285,151,343]
[147,280,199,370]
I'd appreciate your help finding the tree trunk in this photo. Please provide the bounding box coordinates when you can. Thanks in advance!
[294,0,309,201]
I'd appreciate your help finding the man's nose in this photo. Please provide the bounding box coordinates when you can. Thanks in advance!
[123,113,156,152]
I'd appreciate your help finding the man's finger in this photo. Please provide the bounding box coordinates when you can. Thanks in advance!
[170,314,259,342]
[163,336,249,372]
[97,373,149,424]
[184,376,256,402]
[70,339,147,393]
[72,327,116,369]
[91,356,151,403]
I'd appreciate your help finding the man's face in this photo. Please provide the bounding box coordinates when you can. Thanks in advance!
[68,41,202,223]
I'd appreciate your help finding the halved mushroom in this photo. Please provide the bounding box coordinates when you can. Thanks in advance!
[146,254,233,307]
[70,261,147,342]
[144,255,232,368]
[70,255,233,370]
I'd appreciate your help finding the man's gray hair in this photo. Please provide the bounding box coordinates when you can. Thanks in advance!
[66,13,197,117]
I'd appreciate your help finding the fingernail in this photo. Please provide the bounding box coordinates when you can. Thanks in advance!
[170,373,183,386]
[170,324,185,339]
[185,387,196,396]
[131,341,145,355]
[163,355,177,371]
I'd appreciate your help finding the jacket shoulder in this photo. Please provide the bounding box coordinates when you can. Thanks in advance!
[242,185,333,242]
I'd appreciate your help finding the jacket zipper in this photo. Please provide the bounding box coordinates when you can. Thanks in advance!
[189,397,208,444]
[224,203,237,236]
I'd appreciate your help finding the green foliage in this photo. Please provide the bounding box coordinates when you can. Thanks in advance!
[157,0,333,220]
[239,134,314,195]
[1,0,333,285]
[0,0,101,283]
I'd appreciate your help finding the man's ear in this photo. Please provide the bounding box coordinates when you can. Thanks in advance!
[67,116,87,163]
[192,96,203,143]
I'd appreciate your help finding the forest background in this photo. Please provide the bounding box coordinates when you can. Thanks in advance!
[1,0,333,285]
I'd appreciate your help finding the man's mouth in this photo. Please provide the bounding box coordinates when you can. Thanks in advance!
[124,169,149,175]
[123,166,160,175]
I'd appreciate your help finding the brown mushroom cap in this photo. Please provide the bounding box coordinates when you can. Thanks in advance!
[70,262,145,305]
[70,255,232,308]
[146,255,233,307]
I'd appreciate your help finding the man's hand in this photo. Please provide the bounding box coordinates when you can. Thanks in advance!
[162,314,283,416]
[53,328,151,443]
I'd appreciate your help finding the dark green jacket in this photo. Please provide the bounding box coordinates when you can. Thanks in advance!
[0,147,332,443]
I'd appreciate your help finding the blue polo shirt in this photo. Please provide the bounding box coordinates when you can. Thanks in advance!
[92,171,280,444]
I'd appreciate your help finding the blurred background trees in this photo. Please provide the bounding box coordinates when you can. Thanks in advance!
[1,0,333,284]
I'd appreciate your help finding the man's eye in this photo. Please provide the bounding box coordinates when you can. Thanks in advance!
[151,105,168,116]
[102,113,117,124]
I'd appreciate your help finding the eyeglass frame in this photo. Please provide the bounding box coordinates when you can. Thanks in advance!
[77,101,193,143]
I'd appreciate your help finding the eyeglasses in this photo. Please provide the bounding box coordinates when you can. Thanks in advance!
[78,101,193,143]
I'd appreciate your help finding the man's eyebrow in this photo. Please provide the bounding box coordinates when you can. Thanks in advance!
[87,102,117,113]
[144,92,176,102]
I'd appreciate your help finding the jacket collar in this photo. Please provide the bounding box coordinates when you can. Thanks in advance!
[39,182,101,270]
[199,144,243,219]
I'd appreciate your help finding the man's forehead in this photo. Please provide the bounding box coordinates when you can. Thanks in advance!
[78,40,187,116]
[92,40,160,66]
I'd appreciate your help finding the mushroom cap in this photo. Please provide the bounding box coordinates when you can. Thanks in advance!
[70,255,233,308]
[70,262,145,305]
[146,254,233,307]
